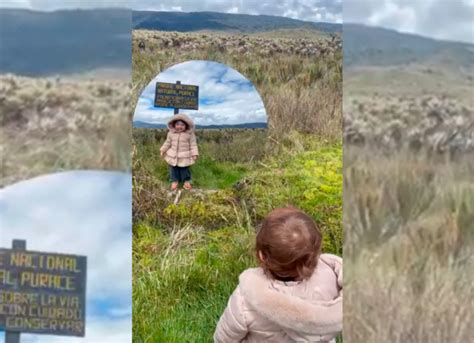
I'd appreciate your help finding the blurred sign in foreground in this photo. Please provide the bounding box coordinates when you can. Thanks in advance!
[154,81,199,110]
[0,240,87,338]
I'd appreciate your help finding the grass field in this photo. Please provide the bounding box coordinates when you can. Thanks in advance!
[0,73,131,187]
[344,147,474,342]
[132,29,342,137]
[132,28,343,341]
[133,129,267,190]
[133,132,343,342]
[343,62,474,341]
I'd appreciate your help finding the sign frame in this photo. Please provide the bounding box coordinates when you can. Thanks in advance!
[154,81,199,112]
[1,240,87,341]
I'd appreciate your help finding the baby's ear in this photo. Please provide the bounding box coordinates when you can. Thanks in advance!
[258,250,266,262]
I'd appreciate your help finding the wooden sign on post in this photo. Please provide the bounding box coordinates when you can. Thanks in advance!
[154,81,199,115]
[0,240,87,341]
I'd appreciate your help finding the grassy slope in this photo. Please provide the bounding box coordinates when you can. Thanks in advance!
[344,64,474,105]
[0,75,131,187]
[343,53,474,341]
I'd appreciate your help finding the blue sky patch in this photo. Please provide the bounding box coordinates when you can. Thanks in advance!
[0,171,132,342]
[133,60,267,126]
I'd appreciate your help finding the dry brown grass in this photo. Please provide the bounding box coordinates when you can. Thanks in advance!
[345,251,473,342]
[0,74,131,187]
[344,145,474,342]
[344,94,474,154]
[343,40,474,339]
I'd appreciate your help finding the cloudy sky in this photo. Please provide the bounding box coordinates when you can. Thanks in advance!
[2,0,472,43]
[0,0,343,23]
[0,0,129,10]
[130,0,343,23]
[0,171,131,342]
[133,60,267,127]
[345,0,474,43]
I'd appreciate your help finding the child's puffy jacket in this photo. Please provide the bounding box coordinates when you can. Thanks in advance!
[160,114,199,167]
[214,254,343,343]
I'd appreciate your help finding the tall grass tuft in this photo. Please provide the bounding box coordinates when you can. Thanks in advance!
[1,75,131,187]
[344,146,474,342]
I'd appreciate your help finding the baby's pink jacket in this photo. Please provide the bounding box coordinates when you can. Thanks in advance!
[214,253,343,342]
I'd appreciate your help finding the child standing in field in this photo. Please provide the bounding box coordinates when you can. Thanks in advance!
[214,206,343,343]
[160,114,199,190]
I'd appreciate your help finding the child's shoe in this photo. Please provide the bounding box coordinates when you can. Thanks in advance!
[183,181,192,190]
[171,182,179,191]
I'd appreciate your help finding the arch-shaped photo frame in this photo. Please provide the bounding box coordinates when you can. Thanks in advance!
[132,60,269,191]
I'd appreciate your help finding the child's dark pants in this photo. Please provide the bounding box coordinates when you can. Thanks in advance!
[169,166,191,183]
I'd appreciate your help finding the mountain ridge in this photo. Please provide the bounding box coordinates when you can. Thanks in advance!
[133,10,341,34]
[133,120,267,129]
[344,23,473,68]
[0,8,131,76]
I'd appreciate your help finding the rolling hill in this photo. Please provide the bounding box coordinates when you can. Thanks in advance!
[344,23,474,68]
[132,11,341,34]
[343,23,473,100]
[0,8,131,76]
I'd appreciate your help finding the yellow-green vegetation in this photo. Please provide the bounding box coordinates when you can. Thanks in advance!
[132,28,343,341]
[133,223,255,342]
[133,133,342,342]
[0,74,131,187]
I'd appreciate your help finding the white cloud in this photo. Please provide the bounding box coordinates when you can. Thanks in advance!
[0,0,129,10]
[345,0,474,43]
[1,0,342,23]
[0,0,342,22]
[133,60,267,126]
[131,0,342,23]
[367,2,416,33]
[18,316,131,342]
[0,0,30,9]
[0,171,132,342]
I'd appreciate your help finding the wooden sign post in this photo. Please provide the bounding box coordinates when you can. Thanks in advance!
[0,240,87,341]
[4,240,24,343]
[154,80,199,115]
[174,81,181,115]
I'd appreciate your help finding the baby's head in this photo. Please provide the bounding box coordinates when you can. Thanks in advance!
[173,120,188,132]
[256,206,322,281]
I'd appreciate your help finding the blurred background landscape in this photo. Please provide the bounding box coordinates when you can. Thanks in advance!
[0,7,131,187]
[0,5,133,342]
[343,2,473,341]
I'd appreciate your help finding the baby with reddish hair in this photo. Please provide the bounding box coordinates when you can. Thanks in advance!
[214,206,342,343]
